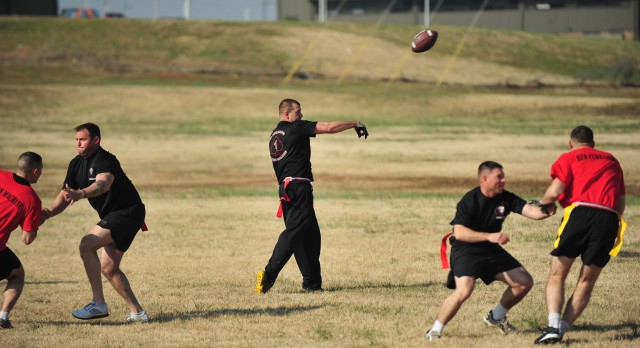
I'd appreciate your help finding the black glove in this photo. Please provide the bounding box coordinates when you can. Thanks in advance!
[355,121,369,139]
[528,199,553,215]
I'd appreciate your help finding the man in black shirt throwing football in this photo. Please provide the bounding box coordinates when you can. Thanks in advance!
[425,161,555,340]
[43,123,149,322]
[256,98,368,294]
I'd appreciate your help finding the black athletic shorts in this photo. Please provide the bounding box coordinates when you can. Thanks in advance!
[0,248,22,280]
[551,206,619,268]
[447,244,522,289]
[97,203,145,252]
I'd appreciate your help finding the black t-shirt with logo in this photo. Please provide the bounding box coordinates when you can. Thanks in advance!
[449,187,526,251]
[63,147,142,219]
[269,120,317,183]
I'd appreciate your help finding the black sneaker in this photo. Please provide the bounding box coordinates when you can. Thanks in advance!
[534,327,561,345]
[0,318,13,329]
[256,271,273,294]
[303,286,323,292]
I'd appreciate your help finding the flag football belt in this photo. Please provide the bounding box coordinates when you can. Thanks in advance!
[276,177,313,218]
[439,231,454,269]
[555,202,627,257]
[141,221,148,232]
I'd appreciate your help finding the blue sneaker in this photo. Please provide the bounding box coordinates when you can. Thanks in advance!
[72,301,109,320]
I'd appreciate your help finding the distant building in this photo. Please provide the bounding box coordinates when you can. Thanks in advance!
[277,0,639,39]
[0,0,57,16]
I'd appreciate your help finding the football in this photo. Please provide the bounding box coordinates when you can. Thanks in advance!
[411,29,438,53]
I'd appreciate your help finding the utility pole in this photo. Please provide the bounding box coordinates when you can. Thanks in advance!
[424,0,429,27]
[183,0,191,20]
[153,0,158,19]
[262,0,269,21]
[520,0,525,31]
[318,0,327,22]
[635,0,639,41]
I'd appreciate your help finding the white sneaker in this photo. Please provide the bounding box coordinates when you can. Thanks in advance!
[125,310,150,323]
[424,330,441,340]
[72,302,109,320]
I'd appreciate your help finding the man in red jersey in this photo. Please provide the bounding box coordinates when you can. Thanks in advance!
[534,126,626,345]
[0,152,43,329]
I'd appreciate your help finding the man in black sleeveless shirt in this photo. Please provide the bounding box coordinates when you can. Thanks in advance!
[256,98,368,294]
[43,123,149,322]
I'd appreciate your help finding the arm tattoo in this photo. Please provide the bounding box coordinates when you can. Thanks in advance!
[87,173,113,198]
[95,180,108,195]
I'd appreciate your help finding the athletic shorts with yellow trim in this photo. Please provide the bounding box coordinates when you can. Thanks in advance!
[552,204,626,267]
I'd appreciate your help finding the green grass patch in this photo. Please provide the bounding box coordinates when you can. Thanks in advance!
[2,18,639,85]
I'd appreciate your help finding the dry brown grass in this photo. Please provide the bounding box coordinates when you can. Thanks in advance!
[0,84,639,347]
[272,26,578,86]
[8,18,634,87]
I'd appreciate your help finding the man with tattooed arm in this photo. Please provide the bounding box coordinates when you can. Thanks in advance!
[43,123,149,323]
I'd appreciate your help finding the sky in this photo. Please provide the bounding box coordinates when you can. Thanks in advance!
[58,0,278,21]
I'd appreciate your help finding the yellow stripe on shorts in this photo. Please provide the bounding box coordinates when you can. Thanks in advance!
[553,204,576,249]
[610,217,627,257]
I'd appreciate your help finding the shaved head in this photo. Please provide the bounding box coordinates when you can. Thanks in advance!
[570,125,594,146]
[17,151,43,173]
[279,98,300,114]
[478,161,503,178]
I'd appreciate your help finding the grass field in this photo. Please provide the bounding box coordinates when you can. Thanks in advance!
[1,18,639,347]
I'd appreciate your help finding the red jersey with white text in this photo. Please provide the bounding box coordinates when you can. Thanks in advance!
[550,147,625,210]
[0,170,41,249]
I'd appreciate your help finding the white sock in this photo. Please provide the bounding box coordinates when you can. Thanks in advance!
[0,311,8,320]
[431,319,445,333]
[548,313,561,329]
[131,310,145,316]
[491,303,509,320]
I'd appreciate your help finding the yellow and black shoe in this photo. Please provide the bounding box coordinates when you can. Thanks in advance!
[256,271,273,294]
